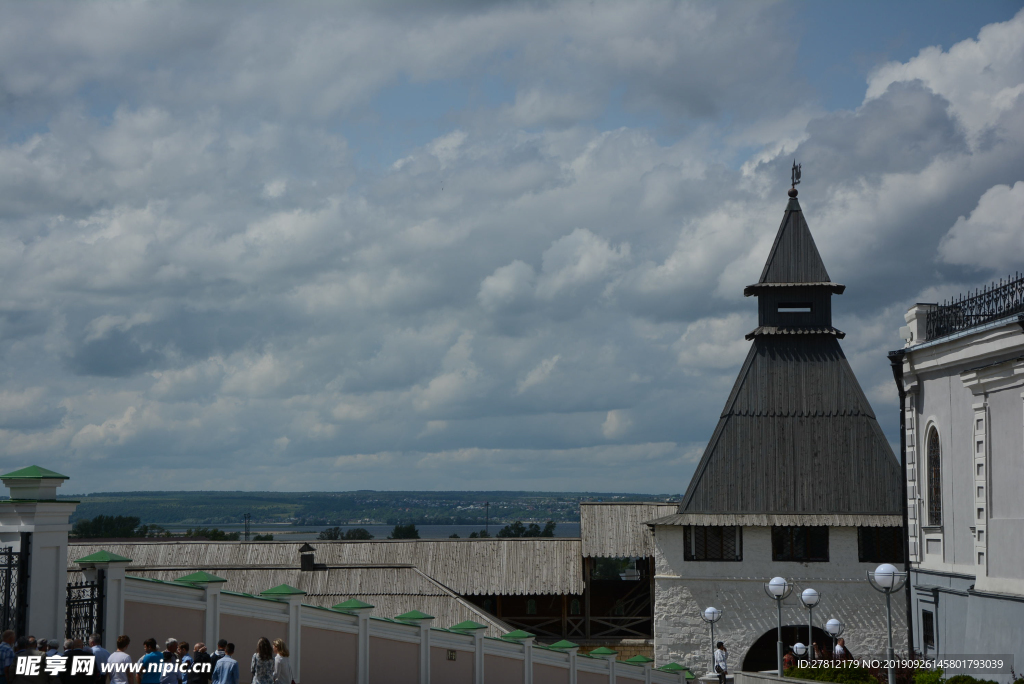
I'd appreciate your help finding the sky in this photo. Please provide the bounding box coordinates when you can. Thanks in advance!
[0,1,1022,495]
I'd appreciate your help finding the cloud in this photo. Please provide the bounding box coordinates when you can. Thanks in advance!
[517,355,560,394]
[0,3,1020,493]
[938,181,1024,272]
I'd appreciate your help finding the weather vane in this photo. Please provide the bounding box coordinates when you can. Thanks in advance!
[791,160,801,189]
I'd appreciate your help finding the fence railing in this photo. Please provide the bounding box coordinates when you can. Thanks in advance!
[925,273,1024,341]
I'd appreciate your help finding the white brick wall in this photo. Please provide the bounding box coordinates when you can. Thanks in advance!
[653,526,909,669]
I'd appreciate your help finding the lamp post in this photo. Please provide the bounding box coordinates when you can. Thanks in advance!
[793,642,807,667]
[800,588,820,661]
[868,563,909,684]
[700,606,723,675]
[764,576,792,677]
[824,619,844,659]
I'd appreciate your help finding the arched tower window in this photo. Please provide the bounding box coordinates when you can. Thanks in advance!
[927,427,942,526]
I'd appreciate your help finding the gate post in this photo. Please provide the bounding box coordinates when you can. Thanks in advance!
[0,466,77,639]
[74,550,132,650]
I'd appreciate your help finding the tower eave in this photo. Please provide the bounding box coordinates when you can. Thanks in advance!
[743,282,845,297]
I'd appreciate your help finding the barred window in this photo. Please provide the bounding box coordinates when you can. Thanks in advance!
[772,526,829,562]
[927,428,942,526]
[922,610,935,649]
[858,527,904,563]
[684,526,742,561]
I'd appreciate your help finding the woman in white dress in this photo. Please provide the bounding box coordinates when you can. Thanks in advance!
[272,639,294,684]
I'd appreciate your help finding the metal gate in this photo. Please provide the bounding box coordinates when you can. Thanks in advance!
[0,542,27,636]
[66,570,104,643]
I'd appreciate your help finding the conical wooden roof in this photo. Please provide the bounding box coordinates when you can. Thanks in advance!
[679,194,900,516]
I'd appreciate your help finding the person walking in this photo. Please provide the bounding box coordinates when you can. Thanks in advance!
[210,645,237,684]
[714,641,728,684]
[158,641,178,684]
[186,644,211,684]
[270,641,292,684]
[176,643,192,684]
[208,643,226,674]
[139,639,163,684]
[89,634,110,682]
[0,630,17,684]
[106,636,134,684]
[249,640,273,684]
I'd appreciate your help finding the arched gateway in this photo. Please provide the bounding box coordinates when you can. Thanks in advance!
[741,625,833,672]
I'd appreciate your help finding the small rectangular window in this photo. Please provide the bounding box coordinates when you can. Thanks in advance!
[922,610,935,649]
[976,441,984,454]
[977,464,984,476]
[978,552,985,565]
[975,418,983,432]
[777,302,812,313]
[684,526,742,561]
[977,508,985,520]
[857,527,905,563]
[772,526,829,562]
[977,486,984,499]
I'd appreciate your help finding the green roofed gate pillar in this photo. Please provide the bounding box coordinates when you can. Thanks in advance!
[261,585,306,684]
[452,621,488,684]
[176,572,228,655]
[74,550,132,651]
[334,600,374,684]
[397,611,434,684]
[0,466,77,640]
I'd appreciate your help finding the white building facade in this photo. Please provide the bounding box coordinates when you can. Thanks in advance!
[894,279,1024,677]
[651,186,907,671]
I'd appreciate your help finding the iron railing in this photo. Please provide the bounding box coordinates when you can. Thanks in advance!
[66,571,104,643]
[926,272,1024,341]
[0,545,27,635]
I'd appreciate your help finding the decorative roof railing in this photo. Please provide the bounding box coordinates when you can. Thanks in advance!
[926,272,1024,340]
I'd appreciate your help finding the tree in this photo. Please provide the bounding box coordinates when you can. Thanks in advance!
[449,533,460,538]
[184,527,240,541]
[497,520,556,538]
[70,515,168,539]
[468,530,490,538]
[252,534,274,541]
[388,523,420,539]
[319,527,374,540]
[344,528,373,540]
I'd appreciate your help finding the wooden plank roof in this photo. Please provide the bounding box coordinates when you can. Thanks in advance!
[68,538,584,596]
[580,502,679,558]
[91,564,511,637]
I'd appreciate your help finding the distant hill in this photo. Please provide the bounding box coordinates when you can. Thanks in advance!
[58,490,678,526]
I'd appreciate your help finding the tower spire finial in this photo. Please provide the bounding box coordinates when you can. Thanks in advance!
[789,160,801,198]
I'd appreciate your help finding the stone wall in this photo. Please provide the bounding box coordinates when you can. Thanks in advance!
[654,525,909,669]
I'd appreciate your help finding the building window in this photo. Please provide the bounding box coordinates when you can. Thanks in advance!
[857,527,904,563]
[683,526,742,561]
[570,598,581,615]
[526,599,537,615]
[927,427,942,526]
[922,609,935,650]
[771,526,829,562]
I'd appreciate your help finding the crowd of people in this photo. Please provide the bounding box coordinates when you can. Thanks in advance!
[0,631,295,684]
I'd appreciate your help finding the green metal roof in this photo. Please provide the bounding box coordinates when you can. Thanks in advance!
[549,640,579,650]
[588,646,618,656]
[658,663,696,678]
[449,620,488,631]
[625,654,654,664]
[74,550,132,563]
[1,465,69,480]
[176,571,227,584]
[332,599,374,611]
[395,610,434,621]
[260,584,306,596]
[502,630,535,641]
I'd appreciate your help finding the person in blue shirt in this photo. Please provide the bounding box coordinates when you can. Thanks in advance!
[210,644,237,684]
[139,639,164,684]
